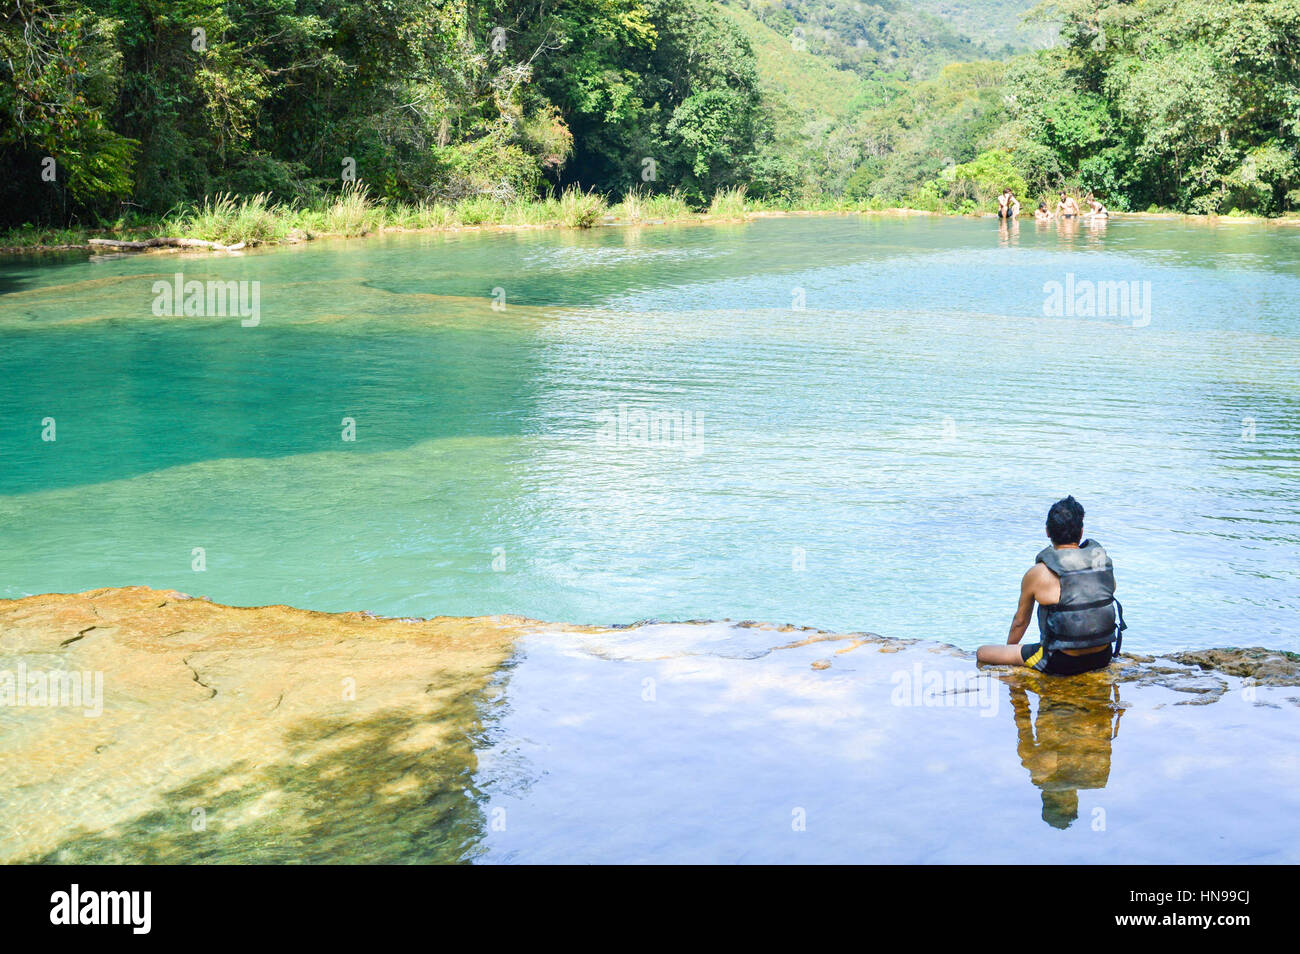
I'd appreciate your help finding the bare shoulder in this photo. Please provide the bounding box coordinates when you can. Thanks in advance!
[1023,562,1053,592]
[1023,562,1051,581]
[1023,562,1061,604]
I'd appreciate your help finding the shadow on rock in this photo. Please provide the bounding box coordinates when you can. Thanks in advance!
[26,676,500,864]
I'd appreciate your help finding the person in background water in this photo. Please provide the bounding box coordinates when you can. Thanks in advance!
[997,188,1020,219]
[1034,201,1053,222]
[1084,193,1109,217]
[1056,192,1081,218]
[977,496,1126,675]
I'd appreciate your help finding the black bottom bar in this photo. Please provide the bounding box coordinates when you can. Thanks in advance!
[0,864,1276,941]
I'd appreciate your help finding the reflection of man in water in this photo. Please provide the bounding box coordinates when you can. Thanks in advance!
[1009,682,1123,829]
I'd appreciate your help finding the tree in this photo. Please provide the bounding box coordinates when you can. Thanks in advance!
[0,1,137,220]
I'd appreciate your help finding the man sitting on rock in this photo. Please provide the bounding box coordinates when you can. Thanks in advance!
[977,496,1126,675]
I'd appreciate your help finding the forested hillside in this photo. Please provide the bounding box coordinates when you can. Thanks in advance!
[3,0,1298,230]
[724,0,985,82]
[910,0,1050,52]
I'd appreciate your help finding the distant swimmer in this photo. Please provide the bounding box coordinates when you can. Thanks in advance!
[1034,202,1053,222]
[1056,192,1080,218]
[977,496,1127,675]
[1084,193,1109,217]
[997,187,1020,219]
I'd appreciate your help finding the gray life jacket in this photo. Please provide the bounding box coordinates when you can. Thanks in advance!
[1035,540,1126,651]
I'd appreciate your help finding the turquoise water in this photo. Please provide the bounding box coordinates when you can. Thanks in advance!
[2,216,1298,652]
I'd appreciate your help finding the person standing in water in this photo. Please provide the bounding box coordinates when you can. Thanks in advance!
[977,496,1126,675]
[997,188,1020,219]
[1056,192,1081,218]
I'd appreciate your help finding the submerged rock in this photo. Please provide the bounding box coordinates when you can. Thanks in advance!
[1167,647,1300,685]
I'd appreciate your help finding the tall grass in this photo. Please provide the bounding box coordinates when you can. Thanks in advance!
[746,194,921,214]
[454,195,504,225]
[557,185,608,228]
[707,185,748,219]
[0,225,100,248]
[644,189,693,221]
[165,192,290,245]
[304,181,379,235]
[616,186,692,223]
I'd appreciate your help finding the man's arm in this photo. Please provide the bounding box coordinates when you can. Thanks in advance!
[976,566,1041,665]
[1007,567,1039,644]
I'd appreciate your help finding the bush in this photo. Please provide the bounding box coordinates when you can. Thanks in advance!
[1222,142,1298,216]
[945,149,1027,204]
[216,157,321,206]
[433,136,543,203]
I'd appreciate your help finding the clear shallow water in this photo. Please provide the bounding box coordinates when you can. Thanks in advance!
[1,216,1298,652]
[470,628,1300,863]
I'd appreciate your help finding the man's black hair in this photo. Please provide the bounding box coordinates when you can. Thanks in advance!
[1046,495,1085,545]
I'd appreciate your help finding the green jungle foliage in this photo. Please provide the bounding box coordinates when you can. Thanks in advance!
[3,0,1297,227]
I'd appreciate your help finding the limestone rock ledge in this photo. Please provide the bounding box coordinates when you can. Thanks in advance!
[0,586,534,864]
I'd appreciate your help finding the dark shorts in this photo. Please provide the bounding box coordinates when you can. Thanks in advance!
[1021,642,1113,675]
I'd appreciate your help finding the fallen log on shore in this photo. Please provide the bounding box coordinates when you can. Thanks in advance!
[88,237,246,252]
